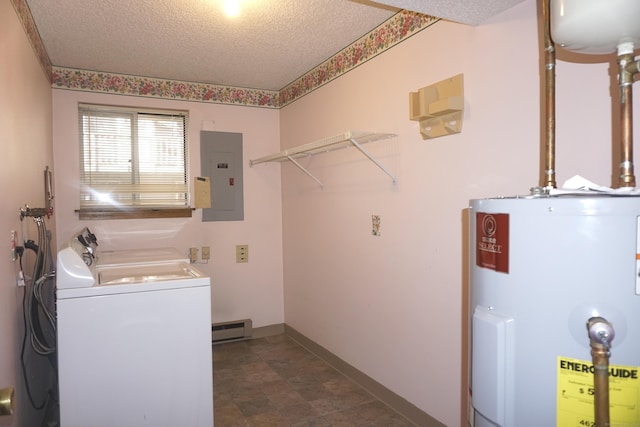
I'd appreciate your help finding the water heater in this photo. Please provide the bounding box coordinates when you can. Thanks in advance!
[469,195,640,426]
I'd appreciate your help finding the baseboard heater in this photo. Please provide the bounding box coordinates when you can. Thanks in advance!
[211,319,252,343]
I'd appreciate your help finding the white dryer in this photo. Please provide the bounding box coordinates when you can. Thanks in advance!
[56,235,213,427]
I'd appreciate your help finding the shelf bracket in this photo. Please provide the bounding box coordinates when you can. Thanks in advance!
[348,138,397,183]
[249,131,397,188]
[287,155,324,188]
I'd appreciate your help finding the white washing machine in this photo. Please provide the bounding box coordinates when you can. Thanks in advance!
[56,234,213,427]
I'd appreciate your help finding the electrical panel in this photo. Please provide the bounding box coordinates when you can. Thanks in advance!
[200,131,244,221]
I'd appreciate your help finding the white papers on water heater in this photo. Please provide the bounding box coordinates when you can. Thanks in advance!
[549,175,640,196]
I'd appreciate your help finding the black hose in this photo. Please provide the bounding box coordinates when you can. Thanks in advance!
[27,228,50,352]
[20,252,48,410]
[19,217,57,411]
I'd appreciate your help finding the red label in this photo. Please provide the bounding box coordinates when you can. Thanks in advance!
[476,212,509,274]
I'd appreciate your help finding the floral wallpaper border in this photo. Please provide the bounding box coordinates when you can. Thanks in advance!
[12,1,438,109]
[50,68,282,108]
[11,0,53,81]
[279,10,438,107]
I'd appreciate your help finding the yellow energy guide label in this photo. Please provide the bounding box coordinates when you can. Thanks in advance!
[557,356,640,427]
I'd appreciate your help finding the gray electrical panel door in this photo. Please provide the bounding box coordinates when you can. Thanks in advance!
[200,131,244,221]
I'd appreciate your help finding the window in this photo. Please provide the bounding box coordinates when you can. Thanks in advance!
[78,104,191,219]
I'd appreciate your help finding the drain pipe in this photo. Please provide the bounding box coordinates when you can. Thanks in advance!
[587,317,615,427]
[617,42,639,188]
[541,0,557,189]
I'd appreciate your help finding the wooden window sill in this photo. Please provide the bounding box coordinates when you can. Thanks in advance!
[76,208,193,220]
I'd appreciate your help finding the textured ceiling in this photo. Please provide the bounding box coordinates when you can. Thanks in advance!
[26,0,399,91]
[25,0,525,92]
[373,0,526,26]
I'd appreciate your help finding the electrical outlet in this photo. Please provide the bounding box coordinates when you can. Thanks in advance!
[236,245,248,263]
[16,270,25,287]
[372,214,381,236]
[202,246,210,260]
[189,247,198,264]
[10,230,17,262]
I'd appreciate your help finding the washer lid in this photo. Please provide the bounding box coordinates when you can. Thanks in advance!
[99,262,199,285]
[57,262,210,299]
[96,247,189,267]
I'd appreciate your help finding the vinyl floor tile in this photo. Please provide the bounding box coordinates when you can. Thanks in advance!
[213,334,416,426]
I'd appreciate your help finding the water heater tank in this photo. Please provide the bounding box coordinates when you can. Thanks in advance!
[550,0,640,54]
[469,196,640,426]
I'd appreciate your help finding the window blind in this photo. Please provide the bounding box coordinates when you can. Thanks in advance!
[79,105,189,210]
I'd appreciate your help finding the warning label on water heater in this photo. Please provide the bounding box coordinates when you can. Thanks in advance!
[557,356,640,427]
[476,213,509,274]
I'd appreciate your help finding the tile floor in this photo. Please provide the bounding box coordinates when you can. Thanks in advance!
[213,333,416,426]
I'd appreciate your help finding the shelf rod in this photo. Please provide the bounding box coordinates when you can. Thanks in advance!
[348,138,397,183]
[287,155,324,188]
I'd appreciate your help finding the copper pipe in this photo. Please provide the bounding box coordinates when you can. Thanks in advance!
[542,0,556,189]
[617,46,636,188]
[591,347,610,427]
[588,317,614,427]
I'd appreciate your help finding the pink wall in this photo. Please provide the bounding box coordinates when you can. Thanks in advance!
[52,91,285,328]
[1,2,56,426]
[7,0,640,425]
[279,1,638,425]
